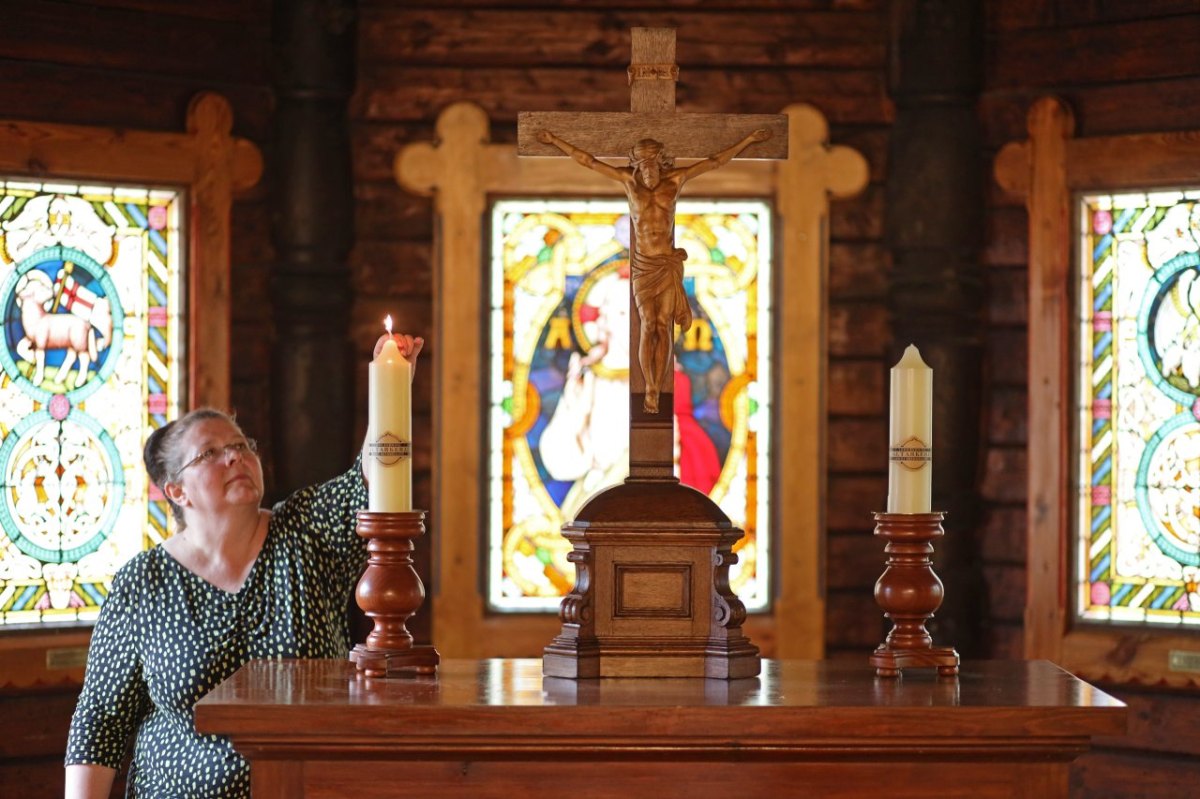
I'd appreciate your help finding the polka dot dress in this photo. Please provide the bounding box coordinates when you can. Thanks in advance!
[66,463,368,797]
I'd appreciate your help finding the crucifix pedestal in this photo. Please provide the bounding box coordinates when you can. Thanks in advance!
[520,27,788,679]
[541,481,761,679]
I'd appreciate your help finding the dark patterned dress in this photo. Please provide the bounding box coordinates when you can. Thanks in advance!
[65,463,368,797]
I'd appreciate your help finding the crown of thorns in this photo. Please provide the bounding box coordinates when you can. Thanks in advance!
[628,139,674,169]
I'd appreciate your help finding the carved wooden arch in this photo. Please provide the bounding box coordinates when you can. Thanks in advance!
[0,92,262,688]
[398,101,867,658]
[995,96,1200,687]
[0,93,262,409]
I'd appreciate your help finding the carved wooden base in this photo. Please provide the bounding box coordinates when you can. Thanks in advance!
[870,511,959,678]
[544,637,760,679]
[544,481,760,679]
[349,644,440,678]
[350,510,440,678]
[869,645,960,678]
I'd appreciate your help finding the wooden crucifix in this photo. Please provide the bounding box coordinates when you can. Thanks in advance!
[518,28,788,679]
[518,27,787,483]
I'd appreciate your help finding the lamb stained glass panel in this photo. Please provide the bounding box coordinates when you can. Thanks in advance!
[1076,189,1200,627]
[488,198,772,612]
[0,180,184,626]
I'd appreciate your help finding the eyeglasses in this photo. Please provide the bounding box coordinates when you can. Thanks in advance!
[173,438,258,481]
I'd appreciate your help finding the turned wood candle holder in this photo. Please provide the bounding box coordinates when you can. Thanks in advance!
[349,510,440,678]
[869,511,959,678]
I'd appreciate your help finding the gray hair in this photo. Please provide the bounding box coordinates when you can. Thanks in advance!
[142,408,241,528]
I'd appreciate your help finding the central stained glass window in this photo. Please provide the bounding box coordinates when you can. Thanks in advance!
[1076,188,1200,627]
[487,198,772,612]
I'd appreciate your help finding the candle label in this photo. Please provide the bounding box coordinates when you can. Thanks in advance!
[368,432,412,466]
[890,436,931,471]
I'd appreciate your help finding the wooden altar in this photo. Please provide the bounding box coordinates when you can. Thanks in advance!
[195,658,1125,798]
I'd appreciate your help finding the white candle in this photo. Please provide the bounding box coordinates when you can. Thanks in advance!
[887,344,932,513]
[367,321,412,512]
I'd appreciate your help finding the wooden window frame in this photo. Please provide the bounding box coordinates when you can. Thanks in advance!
[396,101,867,658]
[995,96,1200,687]
[0,92,262,688]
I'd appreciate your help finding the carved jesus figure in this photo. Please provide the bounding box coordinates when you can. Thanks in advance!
[537,128,771,413]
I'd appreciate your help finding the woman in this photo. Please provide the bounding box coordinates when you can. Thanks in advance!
[64,334,422,798]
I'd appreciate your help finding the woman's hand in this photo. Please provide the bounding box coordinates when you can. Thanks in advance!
[374,333,424,376]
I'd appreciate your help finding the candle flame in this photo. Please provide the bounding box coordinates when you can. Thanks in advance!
[384,314,393,335]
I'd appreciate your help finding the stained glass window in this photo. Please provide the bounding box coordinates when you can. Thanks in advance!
[487,198,772,612]
[0,179,184,626]
[1076,188,1200,627]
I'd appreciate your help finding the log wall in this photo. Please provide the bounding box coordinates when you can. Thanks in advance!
[0,1,273,796]
[1,1,1197,797]
[980,1,1200,795]
[1,0,276,454]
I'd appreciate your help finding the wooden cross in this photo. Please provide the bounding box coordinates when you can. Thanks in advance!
[517,27,788,482]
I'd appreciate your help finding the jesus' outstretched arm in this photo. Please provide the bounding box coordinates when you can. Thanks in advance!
[681,128,772,181]
[537,130,628,182]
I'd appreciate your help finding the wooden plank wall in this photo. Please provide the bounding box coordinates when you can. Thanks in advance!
[0,1,275,446]
[0,2,273,796]
[980,1,1200,796]
[1,1,1195,797]
[350,0,894,658]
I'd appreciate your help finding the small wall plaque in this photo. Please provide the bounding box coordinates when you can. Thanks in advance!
[47,646,89,670]
[1168,650,1200,674]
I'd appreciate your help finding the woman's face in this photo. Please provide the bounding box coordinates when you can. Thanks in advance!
[167,417,264,519]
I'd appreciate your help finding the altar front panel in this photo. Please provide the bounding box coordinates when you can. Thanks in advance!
[290,760,1067,799]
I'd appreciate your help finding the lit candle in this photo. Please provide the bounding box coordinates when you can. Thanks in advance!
[367,315,412,511]
[887,344,932,513]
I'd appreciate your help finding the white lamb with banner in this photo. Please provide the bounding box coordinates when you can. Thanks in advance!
[13,268,113,388]
[51,263,115,353]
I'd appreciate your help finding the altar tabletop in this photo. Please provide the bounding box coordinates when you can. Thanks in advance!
[195,658,1125,799]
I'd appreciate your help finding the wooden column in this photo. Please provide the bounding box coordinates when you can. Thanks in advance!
[885,0,984,654]
[270,0,357,493]
[626,29,675,483]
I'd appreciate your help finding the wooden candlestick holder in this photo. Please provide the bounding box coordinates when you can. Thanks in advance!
[349,510,440,677]
[869,511,959,678]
